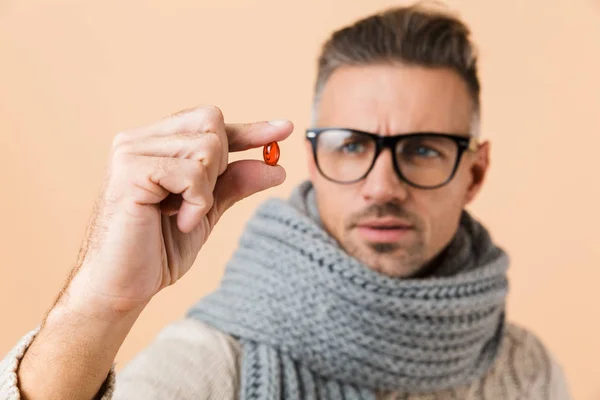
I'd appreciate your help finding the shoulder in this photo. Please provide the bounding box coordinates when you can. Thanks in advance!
[155,318,242,359]
[478,322,571,400]
[498,323,559,376]
[381,323,571,400]
[115,318,241,400]
[501,322,552,365]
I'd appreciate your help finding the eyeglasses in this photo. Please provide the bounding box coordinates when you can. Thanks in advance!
[305,128,479,189]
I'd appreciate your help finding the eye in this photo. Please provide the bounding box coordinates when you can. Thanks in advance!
[340,141,366,154]
[413,146,440,158]
[401,140,443,158]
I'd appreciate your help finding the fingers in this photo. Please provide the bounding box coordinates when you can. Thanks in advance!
[113,105,226,145]
[116,132,224,189]
[212,160,286,220]
[226,120,294,152]
[111,105,293,178]
[111,154,286,234]
[114,154,214,233]
[113,106,294,151]
[112,105,293,154]
[160,193,183,216]
[107,105,292,233]
[149,158,214,233]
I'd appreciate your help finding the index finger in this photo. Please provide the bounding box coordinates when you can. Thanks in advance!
[226,120,294,152]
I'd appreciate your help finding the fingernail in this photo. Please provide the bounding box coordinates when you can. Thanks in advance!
[268,119,289,126]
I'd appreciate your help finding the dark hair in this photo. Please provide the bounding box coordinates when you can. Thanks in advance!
[313,3,480,130]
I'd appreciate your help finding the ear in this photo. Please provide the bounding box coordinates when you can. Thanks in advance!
[305,139,318,181]
[464,141,490,205]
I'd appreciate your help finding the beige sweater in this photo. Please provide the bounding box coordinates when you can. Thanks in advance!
[0,319,570,400]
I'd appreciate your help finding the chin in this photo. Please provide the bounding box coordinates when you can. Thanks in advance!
[348,242,424,278]
[363,258,423,278]
[374,259,424,278]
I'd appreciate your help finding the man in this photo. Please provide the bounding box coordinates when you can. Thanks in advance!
[0,3,570,399]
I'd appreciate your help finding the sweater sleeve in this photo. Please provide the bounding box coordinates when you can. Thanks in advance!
[112,318,240,400]
[0,327,116,399]
[0,319,238,400]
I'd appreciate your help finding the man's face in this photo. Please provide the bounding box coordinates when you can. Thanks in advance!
[307,64,489,277]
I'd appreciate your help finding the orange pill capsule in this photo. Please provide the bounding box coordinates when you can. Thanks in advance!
[263,141,280,166]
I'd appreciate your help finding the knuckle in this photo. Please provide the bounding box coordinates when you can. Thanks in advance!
[110,142,133,160]
[168,105,222,135]
[111,131,129,149]
[170,105,200,118]
[200,105,224,133]
[110,150,135,170]
[104,153,137,197]
[203,104,224,121]
[190,160,209,180]
[165,132,191,155]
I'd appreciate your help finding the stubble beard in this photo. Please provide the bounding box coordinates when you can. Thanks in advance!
[342,232,427,278]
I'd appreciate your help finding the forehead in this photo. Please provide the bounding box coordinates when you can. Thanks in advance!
[315,63,474,135]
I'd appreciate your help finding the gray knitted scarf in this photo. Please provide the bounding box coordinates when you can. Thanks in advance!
[188,181,508,399]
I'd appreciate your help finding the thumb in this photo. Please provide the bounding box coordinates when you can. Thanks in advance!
[212,159,286,219]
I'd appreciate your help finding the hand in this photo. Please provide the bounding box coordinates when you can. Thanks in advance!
[65,105,293,316]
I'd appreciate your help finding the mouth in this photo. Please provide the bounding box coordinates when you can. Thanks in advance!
[354,218,415,243]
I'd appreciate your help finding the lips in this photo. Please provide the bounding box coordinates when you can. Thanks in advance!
[355,218,414,243]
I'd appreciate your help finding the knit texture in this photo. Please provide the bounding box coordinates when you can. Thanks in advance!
[188,181,509,399]
[0,319,571,399]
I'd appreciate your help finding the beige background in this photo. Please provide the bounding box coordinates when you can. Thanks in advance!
[1,0,599,398]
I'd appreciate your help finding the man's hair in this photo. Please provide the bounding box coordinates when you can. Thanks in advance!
[312,2,481,135]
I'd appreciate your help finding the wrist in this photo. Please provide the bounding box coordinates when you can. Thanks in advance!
[60,265,151,322]
[42,286,143,362]
[18,275,141,400]
[46,289,144,333]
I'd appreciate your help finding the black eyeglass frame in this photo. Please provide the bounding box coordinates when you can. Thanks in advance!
[305,127,479,190]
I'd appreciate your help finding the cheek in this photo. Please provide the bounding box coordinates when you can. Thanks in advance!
[421,163,473,219]
[313,179,342,220]
[410,184,465,243]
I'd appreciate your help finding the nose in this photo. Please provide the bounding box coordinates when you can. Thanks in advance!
[360,149,409,203]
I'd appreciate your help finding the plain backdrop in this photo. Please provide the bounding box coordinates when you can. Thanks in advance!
[1,0,599,399]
